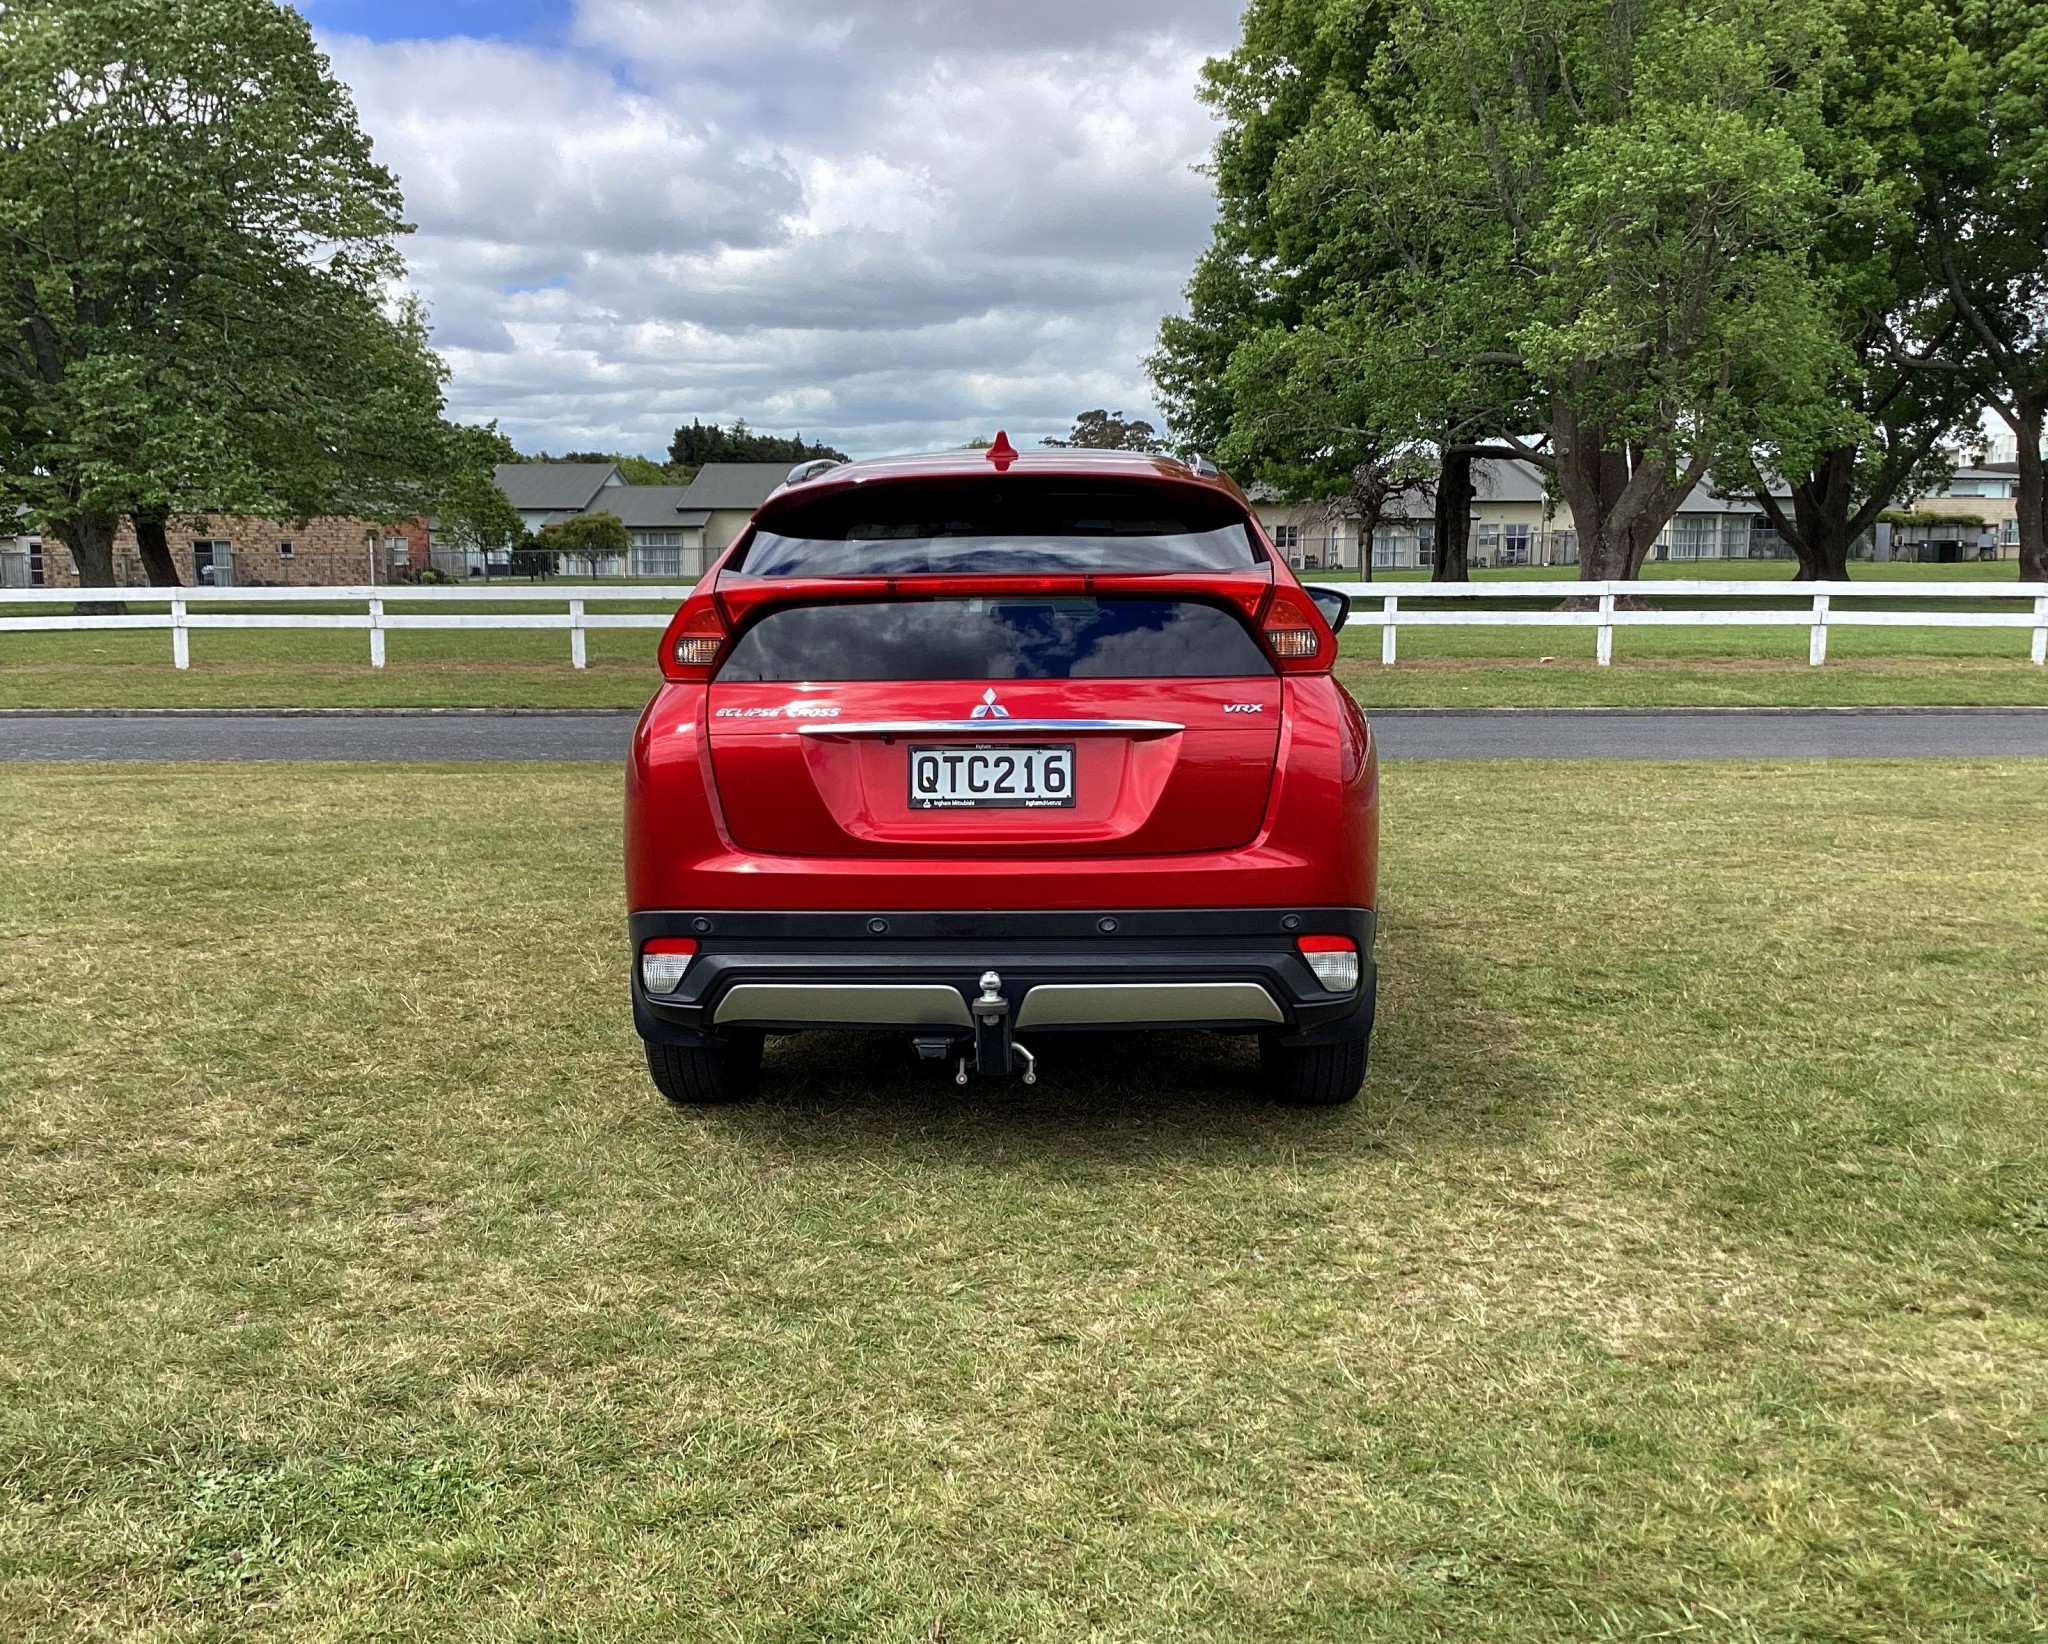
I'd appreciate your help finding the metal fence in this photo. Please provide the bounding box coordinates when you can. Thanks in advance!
[4,578,2046,670]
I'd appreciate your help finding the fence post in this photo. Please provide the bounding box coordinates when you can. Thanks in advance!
[1809,592,1830,666]
[368,597,385,668]
[2033,594,2047,666]
[1596,592,1615,666]
[570,598,587,670]
[1381,594,1398,666]
[171,595,189,670]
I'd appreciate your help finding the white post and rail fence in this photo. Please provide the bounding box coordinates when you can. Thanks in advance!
[1,579,2044,668]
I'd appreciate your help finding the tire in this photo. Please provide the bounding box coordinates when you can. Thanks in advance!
[1259,1034,1367,1107]
[644,1032,764,1104]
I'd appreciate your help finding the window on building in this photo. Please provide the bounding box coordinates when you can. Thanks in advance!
[1476,523,1501,563]
[277,539,294,558]
[633,545,683,577]
[1270,523,1300,551]
[2006,519,2020,545]
[1671,517,1719,560]
[386,536,409,566]
[1501,523,1531,565]
[635,530,684,549]
[191,540,234,586]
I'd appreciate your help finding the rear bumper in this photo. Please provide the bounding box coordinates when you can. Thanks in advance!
[630,906,1377,1049]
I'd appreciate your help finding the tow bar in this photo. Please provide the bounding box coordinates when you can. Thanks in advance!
[948,970,1036,1086]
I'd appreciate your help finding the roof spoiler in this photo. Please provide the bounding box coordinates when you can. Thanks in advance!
[785,457,844,486]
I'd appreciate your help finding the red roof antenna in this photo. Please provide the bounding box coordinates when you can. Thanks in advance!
[985,430,1018,471]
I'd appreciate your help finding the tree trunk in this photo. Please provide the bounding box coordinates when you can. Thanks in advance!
[131,510,183,586]
[52,509,125,614]
[1431,447,1473,581]
[2013,400,2045,584]
[1551,406,1702,586]
[1772,445,1857,580]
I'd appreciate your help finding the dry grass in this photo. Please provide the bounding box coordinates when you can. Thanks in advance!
[1,761,2045,1640]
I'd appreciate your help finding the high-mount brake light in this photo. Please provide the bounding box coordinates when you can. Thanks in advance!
[1261,591,1325,664]
[1296,935,1360,994]
[640,937,697,994]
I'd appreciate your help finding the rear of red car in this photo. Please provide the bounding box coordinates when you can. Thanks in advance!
[625,447,1379,1104]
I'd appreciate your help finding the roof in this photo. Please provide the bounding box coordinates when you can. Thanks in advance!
[680,462,803,511]
[591,485,706,530]
[1471,458,1548,504]
[493,462,622,512]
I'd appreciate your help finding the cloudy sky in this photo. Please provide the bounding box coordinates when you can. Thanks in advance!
[298,0,1246,461]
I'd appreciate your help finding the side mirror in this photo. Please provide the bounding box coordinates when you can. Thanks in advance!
[1307,585,1351,634]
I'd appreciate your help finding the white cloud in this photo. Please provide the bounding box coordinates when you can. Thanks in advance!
[321,0,1240,457]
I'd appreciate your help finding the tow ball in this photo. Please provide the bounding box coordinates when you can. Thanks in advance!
[953,970,1036,1086]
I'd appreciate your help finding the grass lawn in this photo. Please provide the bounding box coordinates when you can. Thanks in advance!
[2,761,2044,1640]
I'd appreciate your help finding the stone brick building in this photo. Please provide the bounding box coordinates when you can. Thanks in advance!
[16,514,430,588]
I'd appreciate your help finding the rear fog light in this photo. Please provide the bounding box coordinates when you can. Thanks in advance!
[1297,935,1359,994]
[640,938,697,994]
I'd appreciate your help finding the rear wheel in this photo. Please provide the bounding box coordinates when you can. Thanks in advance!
[645,1032,764,1104]
[1259,1034,1367,1107]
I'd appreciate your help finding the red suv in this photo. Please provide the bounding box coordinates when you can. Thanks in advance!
[625,438,1379,1105]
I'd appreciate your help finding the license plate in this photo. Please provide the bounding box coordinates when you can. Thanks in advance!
[908,744,1076,809]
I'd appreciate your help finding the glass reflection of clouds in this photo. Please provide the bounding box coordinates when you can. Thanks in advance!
[743,527,1257,578]
[717,598,1275,682]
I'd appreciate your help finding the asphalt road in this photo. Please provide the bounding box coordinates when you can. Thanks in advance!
[4,707,2048,762]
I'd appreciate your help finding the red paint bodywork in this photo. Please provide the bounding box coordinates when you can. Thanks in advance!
[625,447,1378,916]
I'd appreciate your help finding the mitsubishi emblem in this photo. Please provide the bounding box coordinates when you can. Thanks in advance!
[970,687,1010,720]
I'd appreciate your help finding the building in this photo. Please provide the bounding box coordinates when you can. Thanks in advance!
[1878,463,2019,559]
[1248,455,2022,571]
[441,460,794,578]
[4,514,431,589]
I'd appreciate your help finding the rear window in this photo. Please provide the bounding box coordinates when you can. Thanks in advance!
[735,478,1261,577]
[715,597,1275,682]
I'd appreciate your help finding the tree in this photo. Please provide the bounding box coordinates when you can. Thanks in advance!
[531,511,629,578]
[1911,0,2048,580]
[1717,0,1982,579]
[666,419,847,468]
[1042,410,1162,451]
[1157,0,1851,583]
[0,0,449,594]
[434,421,526,564]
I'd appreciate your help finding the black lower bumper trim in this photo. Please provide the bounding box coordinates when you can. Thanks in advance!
[629,906,1377,1049]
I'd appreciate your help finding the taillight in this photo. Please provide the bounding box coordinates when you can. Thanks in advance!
[659,593,729,681]
[1297,935,1359,994]
[1260,590,1330,669]
[640,937,697,994]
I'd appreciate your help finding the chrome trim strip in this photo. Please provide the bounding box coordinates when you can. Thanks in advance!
[713,983,972,1028]
[1014,982,1284,1028]
[798,718,1182,737]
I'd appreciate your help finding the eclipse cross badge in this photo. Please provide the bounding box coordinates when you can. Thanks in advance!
[970,687,1011,720]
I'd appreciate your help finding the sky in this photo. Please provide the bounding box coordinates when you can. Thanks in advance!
[296,0,1247,461]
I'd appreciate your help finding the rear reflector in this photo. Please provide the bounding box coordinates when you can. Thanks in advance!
[1296,935,1359,994]
[640,937,697,994]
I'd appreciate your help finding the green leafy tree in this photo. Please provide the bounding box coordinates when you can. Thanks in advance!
[530,511,629,578]
[1716,0,1982,578]
[1911,0,2048,579]
[1157,0,1852,583]
[666,419,847,468]
[1042,410,1162,451]
[434,421,525,563]
[0,0,448,593]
